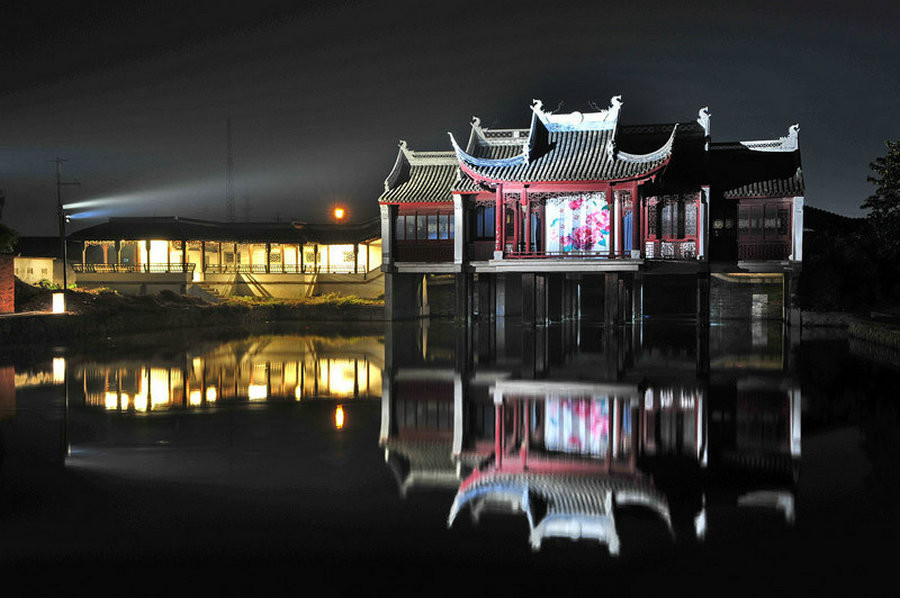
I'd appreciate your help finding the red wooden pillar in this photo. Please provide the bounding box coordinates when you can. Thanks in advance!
[632,184,641,257]
[615,190,624,258]
[523,188,531,254]
[494,184,504,255]
[513,195,521,253]
[607,188,615,259]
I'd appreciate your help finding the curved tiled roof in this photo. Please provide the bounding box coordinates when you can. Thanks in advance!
[68,216,380,244]
[723,167,805,199]
[451,171,490,194]
[452,125,675,183]
[449,100,677,184]
[378,142,458,204]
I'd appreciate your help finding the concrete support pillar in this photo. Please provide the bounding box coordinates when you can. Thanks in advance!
[477,275,493,319]
[547,274,564,323]
[620,276,629,324]
[385,272,421,320]
[535,274,547,325]
[697,271,711,327]
[522,273,536,325]
[495,273,506,318]
[631,272,643,324]
[696,323,710,377]
[605,273,620,326]
[455,272,470,323]
[784,270,801,327]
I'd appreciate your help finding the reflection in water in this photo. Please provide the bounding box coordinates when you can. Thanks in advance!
[68,336,383,412]
[381,319,801,555]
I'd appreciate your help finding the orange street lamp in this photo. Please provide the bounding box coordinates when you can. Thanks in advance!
[332,207,346,221]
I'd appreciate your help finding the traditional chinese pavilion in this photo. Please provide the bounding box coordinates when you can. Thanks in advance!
[377,97,804,323]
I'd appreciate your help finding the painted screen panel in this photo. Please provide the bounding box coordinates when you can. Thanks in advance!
[545,192,610,253]
[545,396,609,456]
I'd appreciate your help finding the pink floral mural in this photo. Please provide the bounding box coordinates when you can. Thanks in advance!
[546,192,610,253]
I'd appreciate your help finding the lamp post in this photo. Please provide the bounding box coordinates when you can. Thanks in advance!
[53,158,79,295]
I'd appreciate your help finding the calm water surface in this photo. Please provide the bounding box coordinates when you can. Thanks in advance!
[1,320,897,595]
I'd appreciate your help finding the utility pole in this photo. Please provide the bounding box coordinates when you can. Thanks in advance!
[53,158,80,292]
[226,117,235,222]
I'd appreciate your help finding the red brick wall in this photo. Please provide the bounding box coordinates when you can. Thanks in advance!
[0,254,13,313]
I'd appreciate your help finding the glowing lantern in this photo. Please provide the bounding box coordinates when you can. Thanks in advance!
[334,405,345,429]
[333,207,346,221]
[52,293,65,314]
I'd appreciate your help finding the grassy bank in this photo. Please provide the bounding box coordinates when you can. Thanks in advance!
[3,283,385,344]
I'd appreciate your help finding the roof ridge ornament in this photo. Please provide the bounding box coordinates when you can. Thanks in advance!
[530,95,622,132]
[698,107,711,136]
[399,139,412,159]
[740,124,800,152]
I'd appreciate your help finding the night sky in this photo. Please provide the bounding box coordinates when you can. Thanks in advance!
[2,0,898,235]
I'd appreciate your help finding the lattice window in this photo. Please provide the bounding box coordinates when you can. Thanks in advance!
[685,202,697,236]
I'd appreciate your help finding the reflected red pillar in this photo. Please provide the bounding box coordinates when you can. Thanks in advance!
[494,400,503,468]
[520,400,531,466]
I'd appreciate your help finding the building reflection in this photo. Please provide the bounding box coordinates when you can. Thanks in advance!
[76,335,383,412]
[381,319,801,554]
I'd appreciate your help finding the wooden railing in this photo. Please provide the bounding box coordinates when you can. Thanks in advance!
[74,263,195,273]
[505,249,633,259]
[644,240,697,260]
[75,263,365,274]
[738,241,790,261]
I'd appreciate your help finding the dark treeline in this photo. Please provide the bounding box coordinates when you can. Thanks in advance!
[802,141,900,314]
[800,214,900,313]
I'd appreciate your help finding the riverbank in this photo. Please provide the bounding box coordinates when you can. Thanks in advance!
[2,286,385,345]
[801,309,900,354]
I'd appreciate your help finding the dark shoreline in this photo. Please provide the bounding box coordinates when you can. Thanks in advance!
[0,303,386,347]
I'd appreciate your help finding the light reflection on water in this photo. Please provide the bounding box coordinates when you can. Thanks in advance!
[18,335,384,411]
[0,319,895,590]
[380,320,801,556]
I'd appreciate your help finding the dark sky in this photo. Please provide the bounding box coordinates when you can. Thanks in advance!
[2,0,898,235]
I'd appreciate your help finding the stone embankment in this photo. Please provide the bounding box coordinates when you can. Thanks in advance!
[802,310,900,357]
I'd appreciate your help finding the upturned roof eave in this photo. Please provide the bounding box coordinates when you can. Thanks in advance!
[456,156,673,189]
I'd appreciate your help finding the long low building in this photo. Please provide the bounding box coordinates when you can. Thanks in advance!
[67,217,383,299]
